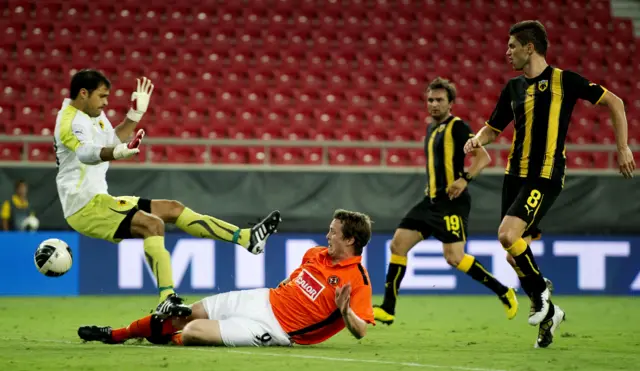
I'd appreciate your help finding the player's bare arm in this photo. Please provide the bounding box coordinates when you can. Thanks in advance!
[335,283,367,339]
[114,77,154,142]
[464,126,498,154]
[448,146,491,199]
[597,91,636,178]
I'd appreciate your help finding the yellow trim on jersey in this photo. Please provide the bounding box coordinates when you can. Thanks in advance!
[60,105,81,151]
[519,84,536,177]
[427,127,438,199]
[505,120,517,173]
[541,68,564,179]
[443,118,459,188]
[484,121,502,133]
[594,87,609,105]
[76,164,87,190]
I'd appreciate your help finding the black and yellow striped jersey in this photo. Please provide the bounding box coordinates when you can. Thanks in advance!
[485,66,607,183]
[424,115,474,200]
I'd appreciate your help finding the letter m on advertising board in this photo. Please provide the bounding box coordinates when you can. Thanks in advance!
[117,239,215,290]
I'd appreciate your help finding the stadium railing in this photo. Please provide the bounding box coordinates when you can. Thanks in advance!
[0,134,634,175]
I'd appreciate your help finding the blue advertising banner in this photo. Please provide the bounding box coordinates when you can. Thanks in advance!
[0,232,80,296]
[79,233,640,296]
[2,232,639,296]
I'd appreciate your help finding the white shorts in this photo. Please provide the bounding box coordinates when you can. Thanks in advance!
[199,288,292,347]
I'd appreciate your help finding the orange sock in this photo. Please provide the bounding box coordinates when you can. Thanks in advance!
[171,333,184,346]
[111,315,180,343]
[111,328,130,343]
[127,315,153,338]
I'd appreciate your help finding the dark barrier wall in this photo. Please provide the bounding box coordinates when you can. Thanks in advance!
[1,168,639,234]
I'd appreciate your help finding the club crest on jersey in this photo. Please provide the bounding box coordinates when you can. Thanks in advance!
[538,80,548,92]
[295,269,325,301]
[327,275,340,286]
[98,120,105,130]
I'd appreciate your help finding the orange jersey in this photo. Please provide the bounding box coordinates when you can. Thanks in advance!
[269,247,375,345]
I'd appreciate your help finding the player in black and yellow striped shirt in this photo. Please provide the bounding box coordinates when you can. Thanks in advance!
[374,78,518,325]
[465,20,636,348]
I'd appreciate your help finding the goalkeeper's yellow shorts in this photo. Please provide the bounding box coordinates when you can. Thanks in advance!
[66,194,141,243]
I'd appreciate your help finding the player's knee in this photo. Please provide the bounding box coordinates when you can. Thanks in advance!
[181,322,200,345]
[151,200,185,223]
[181,321,209,346]
[443,246,464,267]
[140,214,165,237]
[165,200,185,223]
[444,253,462,267]
[497,227,518,249]
[390,238,410,256]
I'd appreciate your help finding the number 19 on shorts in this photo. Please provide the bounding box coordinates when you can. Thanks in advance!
[443,215,463,238]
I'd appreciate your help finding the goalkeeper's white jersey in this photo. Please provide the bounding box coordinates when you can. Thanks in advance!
[54,99,121,218]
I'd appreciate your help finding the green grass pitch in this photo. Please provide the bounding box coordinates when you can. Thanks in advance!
[1,295,639,371]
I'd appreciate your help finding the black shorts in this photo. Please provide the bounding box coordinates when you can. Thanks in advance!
[114,198,152,240]
[398,192,471,244]
[501,175,562,239]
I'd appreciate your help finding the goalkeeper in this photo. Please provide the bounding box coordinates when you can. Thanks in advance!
[54,69,281,317]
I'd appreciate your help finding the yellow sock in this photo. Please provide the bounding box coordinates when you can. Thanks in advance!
[455,254,475,273]
[175,207,251,248]
[390,254,408,266]
[144,236,175,302]
[505,238,528,256]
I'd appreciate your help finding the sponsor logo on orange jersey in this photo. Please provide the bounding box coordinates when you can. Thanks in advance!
[295,269,325,301]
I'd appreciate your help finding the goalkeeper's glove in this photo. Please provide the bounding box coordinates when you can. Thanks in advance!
[126,77,154,123]
[113,129,145,160]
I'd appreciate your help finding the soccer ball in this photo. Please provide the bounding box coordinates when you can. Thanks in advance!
[20,214,40,232]
[34,238,73,277]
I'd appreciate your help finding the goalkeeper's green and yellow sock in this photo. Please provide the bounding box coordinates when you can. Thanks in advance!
[143,236,175,302]
[175,207,251,248]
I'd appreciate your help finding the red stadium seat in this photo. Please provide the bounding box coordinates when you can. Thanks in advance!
[28,143,56,162]
[328,148,356,166]
[567,152,592,169]
[0,143,23,161]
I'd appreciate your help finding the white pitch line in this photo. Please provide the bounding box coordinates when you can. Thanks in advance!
[0,337,510,371]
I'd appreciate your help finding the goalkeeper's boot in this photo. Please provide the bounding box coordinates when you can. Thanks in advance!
[373,305,395,325]
[247,210,282,255]
[78,326,120,344]
[528,285,551,326]
[535,304,566,348]
[499,287,519,320]
[155,293,192,318]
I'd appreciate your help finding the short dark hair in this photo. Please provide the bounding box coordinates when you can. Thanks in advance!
[333,209,372,256]
[70,69,111,100]
[427,77,457,103]
[509,20,549,56]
